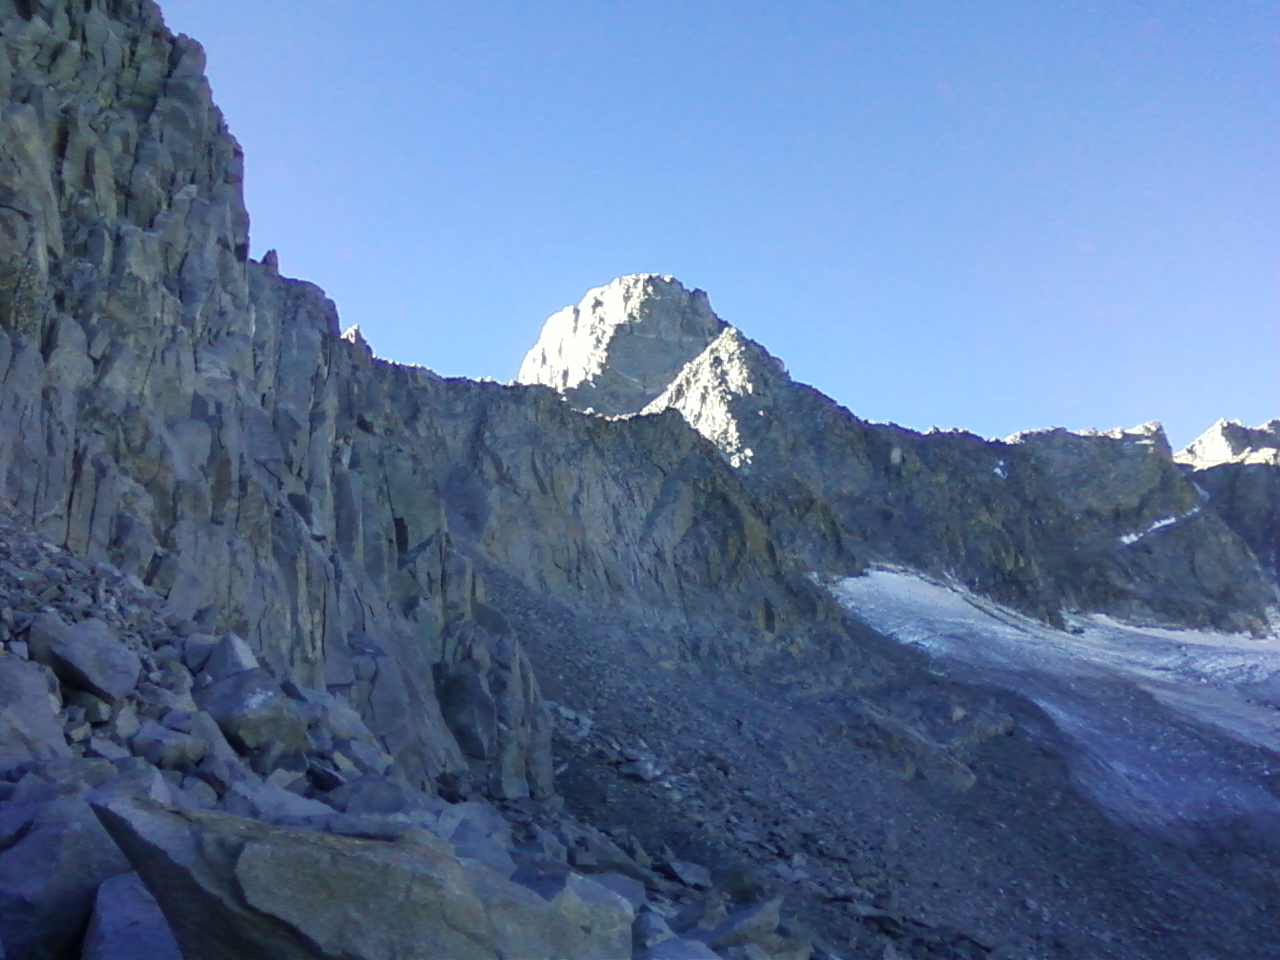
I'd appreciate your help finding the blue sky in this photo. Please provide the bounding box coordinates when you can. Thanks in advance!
[160,1,1277,448]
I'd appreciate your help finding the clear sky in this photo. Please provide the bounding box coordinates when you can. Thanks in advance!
[160,0,1277,448]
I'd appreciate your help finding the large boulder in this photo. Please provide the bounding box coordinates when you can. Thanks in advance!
[0,795,130,959]
[194,668,308,754]
[0,654,70,775]
[93,796,634,960]
[26,612,141,703]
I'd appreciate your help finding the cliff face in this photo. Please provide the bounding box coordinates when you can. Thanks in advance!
[521,279,1276,632]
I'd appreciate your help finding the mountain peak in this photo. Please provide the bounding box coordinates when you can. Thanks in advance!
[1175,418,1280,468]
[515,274,725,415]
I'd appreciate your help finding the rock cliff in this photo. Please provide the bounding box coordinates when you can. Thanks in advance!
[0,3,1275,960]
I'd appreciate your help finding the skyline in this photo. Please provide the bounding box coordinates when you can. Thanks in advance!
[160,1,1278,448]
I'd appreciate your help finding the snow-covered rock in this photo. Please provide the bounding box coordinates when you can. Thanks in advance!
[1175,418,1280,468]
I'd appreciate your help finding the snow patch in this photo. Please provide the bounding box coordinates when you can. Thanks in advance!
[828,569,1278,843]
[1118,506,1201,545]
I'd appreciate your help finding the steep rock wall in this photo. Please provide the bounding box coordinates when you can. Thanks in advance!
[0,0,856,802]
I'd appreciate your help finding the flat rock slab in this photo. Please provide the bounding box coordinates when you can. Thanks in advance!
[93,796,633,960]
[0,654,70,774]
[27,612,140,702]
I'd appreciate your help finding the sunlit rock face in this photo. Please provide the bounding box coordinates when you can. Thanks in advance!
[1175,418,1280,469]
[516,274,725,416]
[1177,419,1280,578]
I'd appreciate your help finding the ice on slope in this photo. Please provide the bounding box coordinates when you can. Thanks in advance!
[830,569,1279,843]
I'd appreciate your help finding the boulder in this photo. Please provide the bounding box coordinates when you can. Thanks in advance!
[132,720,210,769]
[445,801,518,877]
[0,654,70,775]
[82,871,183,960]
[194,668,307,753]
[93,797,635,959]
[704,896,790,953]
[26,612,141,702]
[0,796,130,959]
[640,936,723,959]
[324,775,415,816]
[222,778,333,821]
[198,634,259,683]
[657,859,713,890]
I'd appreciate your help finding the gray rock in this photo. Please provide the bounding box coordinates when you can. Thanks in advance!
[0,796,130,959]
[94,796,633,960]
[657,859,713,890]
[434,659,497,760]
[705,896,784,950]
[87,736,132,762]
[131,720,209,768]
[324,775,415,816]
[181,635,220,674]
[198,633,259,683]
[194,668,307,753]
[0,654,69,775]
[27,612,141,702]
[82,871,183,960]
[639,936,723,959]
[66,689,113,723]
[619,758,664,781]
[185,710,240,763]
[222,778,332,821]
[635,909,677,950]
[590,870,648,909]
[446,801,519,877]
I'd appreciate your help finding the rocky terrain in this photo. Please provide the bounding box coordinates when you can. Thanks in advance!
[0,1,1275,958]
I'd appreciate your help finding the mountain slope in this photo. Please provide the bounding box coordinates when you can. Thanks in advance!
[520,276,1276,633]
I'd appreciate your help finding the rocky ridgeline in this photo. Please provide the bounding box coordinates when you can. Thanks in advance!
[521,276,1277,632]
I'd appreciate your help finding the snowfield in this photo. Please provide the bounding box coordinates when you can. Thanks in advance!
[830,569,1279,846]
